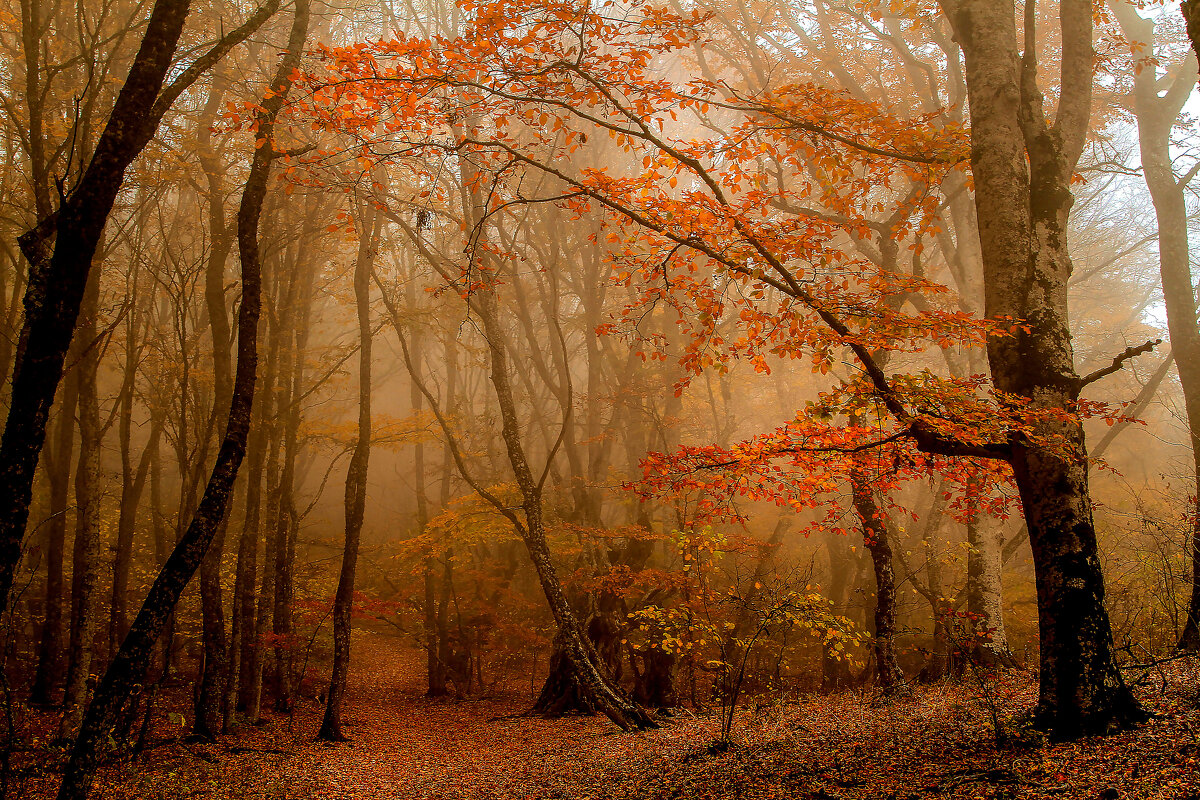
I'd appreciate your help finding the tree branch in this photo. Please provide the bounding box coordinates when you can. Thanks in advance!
[1074,338,1162,390]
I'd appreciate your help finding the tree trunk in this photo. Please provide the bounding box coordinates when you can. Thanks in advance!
[30,370,77,707]
[271,258,314,713]
[0,0,275,623]
[194,71,236,738]
[247,254,290,721]
[318,205,378,742]
[55,2,305,793]
[58,271,102,741]
[193,513,229,739]
[109,396,161,661]
[851,465,904,693]
[941,0,1144,735]
[964,489,1017,668]
[915,489,953,682]
[632,647,676,710]
[0,0,194,635]
[231,380,269,716]
[476,290,652,730]
[1118,4,1200,651]
[409,298,447,698]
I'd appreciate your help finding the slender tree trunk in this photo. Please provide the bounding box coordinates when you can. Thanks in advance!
[850,464,903,693]
[248,255,290,721]
[194,512,229,738]
[963,483,1017,667]
[476,291,652,730]
[55,2,305,793]
[318,206,378,741]
[410,309,447,698]
[109,362,160,659]
[231,381,269,716]
[1118,5,1200,651]
[718,516,787,699]
[59,272,103,741]
[271,252,315,713]
[194,71,236,738]
[30,371,77,707]
[914,489,953,682]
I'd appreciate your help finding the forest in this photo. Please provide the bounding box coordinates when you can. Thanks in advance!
[2,0,1200,797]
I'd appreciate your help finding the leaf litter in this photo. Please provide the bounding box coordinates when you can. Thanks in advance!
[19,631,1200,799]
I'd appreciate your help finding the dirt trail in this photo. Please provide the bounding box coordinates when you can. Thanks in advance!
[79,631,713,799]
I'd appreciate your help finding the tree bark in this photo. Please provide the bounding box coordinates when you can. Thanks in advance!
[229,383,267,719]
[58,270,102,742]
[318,204,378,741]
[109,353,161,660]
[475,290,652,729]
[940,0,1144,735]
[963,474,1017,668]
[29,369,77,707]
[271,248,315,713]
[248,251,291,721]
[851,464,904,693]
[194,70,237,738]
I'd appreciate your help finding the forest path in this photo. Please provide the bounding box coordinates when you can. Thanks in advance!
[97,630,716,799]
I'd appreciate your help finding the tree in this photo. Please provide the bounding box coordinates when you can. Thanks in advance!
[55,0,307,794]
[1114,0,1200,652]
[375,215,657,728]
[937,0,1146,733]
[0,0,278,625]
[319,201,380,741]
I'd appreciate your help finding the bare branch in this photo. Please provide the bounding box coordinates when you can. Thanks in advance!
[1075,338,1163,390]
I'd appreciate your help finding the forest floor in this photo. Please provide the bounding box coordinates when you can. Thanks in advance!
[18,631,1200,800]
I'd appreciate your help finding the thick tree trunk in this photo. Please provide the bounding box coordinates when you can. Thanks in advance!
[318,206,378,742]
[54,3,304,794]
[941,0,1144,735]
[632,647,676,710]
[1185,2,1200,72]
